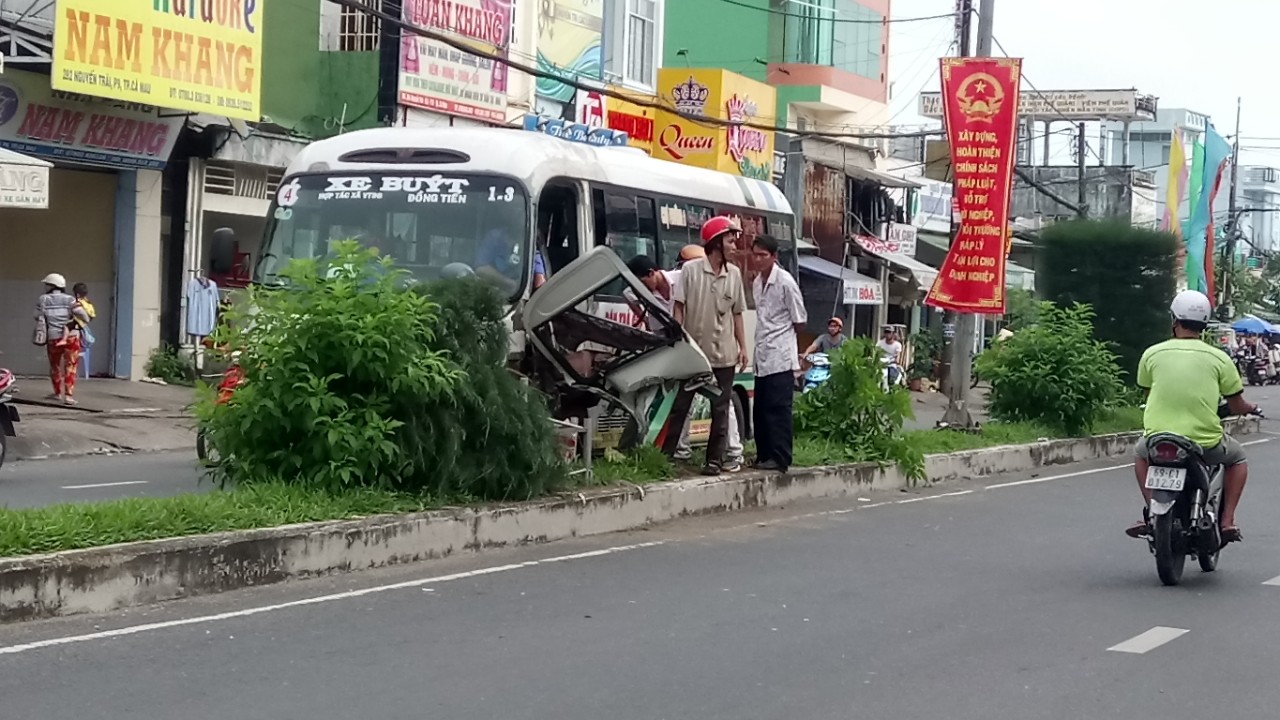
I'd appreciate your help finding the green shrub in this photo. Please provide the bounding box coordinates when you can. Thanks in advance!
[196,242,565,500]
[794,338,925,479]
[975,302,1125,435]
[145,344,195,386]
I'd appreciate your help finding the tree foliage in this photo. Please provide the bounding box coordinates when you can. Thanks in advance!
[196,242,565,500]
[1036,220,1178,381]
[975,302,1125,435]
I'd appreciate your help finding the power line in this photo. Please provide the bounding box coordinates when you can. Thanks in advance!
[990,36,1106,166]
[713,0,957,24]
[332,0,942,141]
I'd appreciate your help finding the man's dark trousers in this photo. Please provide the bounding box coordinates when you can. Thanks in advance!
[753,370,795,469]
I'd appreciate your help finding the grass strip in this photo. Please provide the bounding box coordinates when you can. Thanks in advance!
[0,408,1145,559]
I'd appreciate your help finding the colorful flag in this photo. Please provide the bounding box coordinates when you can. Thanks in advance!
[1163,134,1186,235]
[1185,124,1232,292]
[925,57,1023,314]
[1188,137,1205,220]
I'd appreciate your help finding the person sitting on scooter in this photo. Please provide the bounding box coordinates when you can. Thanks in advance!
[802,317,847,360]
[1129,290,1259,544]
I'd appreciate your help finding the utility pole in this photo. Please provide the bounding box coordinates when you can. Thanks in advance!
[1076,122,1088,219]
[940,0,973,399]
[1223,97,1242,315]
[940,0,992,427]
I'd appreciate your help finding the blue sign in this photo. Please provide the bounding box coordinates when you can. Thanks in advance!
[522,114,629,148]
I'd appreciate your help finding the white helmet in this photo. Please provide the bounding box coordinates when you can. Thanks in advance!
[1170,290,1212,324]
[41,273,66,289]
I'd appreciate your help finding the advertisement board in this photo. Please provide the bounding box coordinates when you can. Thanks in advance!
[0,158,49,209]
[400,0,512,124]
[925,57,1023,315]
[537,0,604,102]
[52,0,263,120]
[652,68,776,180]
[919,88,1151,121]
[576,87,656,153]
[0,69,183,170]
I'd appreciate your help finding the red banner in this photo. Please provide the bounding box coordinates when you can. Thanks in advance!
[925,57,1022,314]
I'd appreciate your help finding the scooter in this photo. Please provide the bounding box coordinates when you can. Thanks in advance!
[882,359,906,391]
[196,353,244,466]
[800,353,831,393]
[0,369,19,469]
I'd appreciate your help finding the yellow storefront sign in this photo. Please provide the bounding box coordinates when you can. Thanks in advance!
[53,0,264,121]
[577,86,657,153]
[652,68,776,180]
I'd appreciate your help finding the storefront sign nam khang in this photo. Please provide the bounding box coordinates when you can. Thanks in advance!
[52,0,264,120]
[652,69,776,180]
[925,57,1022,315]
[0,69,182,169]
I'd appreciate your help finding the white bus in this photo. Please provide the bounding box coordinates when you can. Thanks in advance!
[228,127,799,449]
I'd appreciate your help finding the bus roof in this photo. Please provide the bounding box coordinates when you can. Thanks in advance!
[284,127,794,217]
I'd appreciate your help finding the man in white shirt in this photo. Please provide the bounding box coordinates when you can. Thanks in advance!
[750,235,807,472]
[626,254,744,469]
[877,327,903,363]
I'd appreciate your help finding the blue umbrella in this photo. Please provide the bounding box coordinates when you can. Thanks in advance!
[1232,316,1275,335]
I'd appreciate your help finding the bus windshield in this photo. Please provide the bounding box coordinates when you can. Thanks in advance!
[256,171,531,296]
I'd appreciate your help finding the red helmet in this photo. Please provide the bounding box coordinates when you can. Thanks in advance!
[700,215,741,245]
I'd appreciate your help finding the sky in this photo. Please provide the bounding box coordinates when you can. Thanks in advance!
[886,0,1280,168]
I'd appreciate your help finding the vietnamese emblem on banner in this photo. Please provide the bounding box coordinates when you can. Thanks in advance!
[925,57,1022,314]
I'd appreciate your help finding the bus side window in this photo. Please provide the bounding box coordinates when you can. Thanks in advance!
[539,183,582,276]
[593,189,658,296]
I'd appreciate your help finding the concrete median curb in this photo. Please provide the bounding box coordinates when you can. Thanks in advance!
[0,418,1261,622]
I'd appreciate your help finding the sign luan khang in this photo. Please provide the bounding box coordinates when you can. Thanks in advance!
[651,68,776,180]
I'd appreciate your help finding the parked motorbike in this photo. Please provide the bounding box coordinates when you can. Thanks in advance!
[1142,403,1263,586]
[196,355,243,466]
[800,353,831,393]
[0,369,18,469]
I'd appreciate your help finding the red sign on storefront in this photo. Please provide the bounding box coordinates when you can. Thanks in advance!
[925,57,1022,314]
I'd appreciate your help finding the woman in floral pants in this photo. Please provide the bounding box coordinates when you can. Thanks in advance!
[34,273,89,405]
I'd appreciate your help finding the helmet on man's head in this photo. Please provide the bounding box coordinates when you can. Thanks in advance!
[678,245,706,264]
[700,216,741,246]
[1170,290,1212,324]
[42,273,66,289]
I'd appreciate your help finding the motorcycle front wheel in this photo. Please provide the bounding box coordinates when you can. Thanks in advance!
[1153,512,1186,586]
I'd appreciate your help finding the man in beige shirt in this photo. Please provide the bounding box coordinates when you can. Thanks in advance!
[664,216,748,476]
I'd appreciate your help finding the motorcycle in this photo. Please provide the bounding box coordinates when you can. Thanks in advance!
[882,359,905,391]
[196,354,244,466]
[800,353,831,393]
[1142,403,1263,586]
[0,369,18,469]
[1246,356,1270,386]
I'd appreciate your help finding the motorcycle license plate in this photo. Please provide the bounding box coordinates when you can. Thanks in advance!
[1145,466,1187,491]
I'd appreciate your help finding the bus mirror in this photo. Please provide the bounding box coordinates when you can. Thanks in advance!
[209,228,236,275]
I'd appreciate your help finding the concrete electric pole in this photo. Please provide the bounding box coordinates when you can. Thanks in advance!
[940,0,994,428]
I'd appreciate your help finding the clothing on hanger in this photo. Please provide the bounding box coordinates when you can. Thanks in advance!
[186,274,220,338]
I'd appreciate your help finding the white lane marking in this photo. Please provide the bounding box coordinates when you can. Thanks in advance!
[896,490,974,505]
[0,540,667,657]
[60,481,150,490]
[1107,626,1189,654]
[1243,438,1272,447]
[986,464,1132,490]
[1262,575,1280,587]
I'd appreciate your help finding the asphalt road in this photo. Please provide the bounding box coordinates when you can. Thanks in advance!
[0,452,208,508]
[3,433,1280,719]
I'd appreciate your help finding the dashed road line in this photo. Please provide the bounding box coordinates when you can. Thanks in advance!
[1107,626,1189,654]
[61,481,150,490]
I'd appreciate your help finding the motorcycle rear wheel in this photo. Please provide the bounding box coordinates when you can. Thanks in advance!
[1153,512,1186,586]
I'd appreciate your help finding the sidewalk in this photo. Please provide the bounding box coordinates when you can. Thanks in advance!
[907,386,990,430]
[7,379,197,461]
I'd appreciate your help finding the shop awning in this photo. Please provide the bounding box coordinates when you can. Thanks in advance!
[0,147,52,209]
[884,252,939,289]
[798,254,883,305]
[844,165,924,190]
